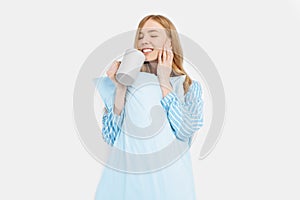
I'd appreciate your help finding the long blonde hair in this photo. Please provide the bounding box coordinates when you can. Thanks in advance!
[134,15,192,94]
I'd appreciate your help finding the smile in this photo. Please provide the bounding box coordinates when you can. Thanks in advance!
[141,48,154,53]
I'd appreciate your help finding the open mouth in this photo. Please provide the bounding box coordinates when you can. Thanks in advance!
[141,48,154,53]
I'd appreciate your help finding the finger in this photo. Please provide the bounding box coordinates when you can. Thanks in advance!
[166,50,172,64]
[158,49,162,64]
[169,50,174,61]
[114,61,121,76]
[165,39,172,50]
[116,61,121,68]
[107,61,119,76]
[166,40,172,53]
[163,45,167,62]
[167,40,172,50]
[166,47,172,62]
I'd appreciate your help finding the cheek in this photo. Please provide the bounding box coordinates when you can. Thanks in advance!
[137,41,142,49]
[152,49,159,57]
[152,38,166,50]
[153,43,163,50]
[145,50,159,61]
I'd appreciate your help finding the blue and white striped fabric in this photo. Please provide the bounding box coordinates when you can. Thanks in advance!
[102,106,125,146]
[101,78,203,146]
[160,81,203,142]
[94,72,203,200]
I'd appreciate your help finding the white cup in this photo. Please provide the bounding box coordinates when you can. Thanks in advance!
[116,48,145,86]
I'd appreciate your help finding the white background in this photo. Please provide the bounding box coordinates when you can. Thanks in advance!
[1,0,299,199]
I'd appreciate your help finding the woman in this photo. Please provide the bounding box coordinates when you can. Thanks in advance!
[95,15,203,200]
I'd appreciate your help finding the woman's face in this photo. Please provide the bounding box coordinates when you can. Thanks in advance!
[137,19,171,61]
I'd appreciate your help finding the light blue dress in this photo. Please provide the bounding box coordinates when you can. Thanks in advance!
[94,72,203,200]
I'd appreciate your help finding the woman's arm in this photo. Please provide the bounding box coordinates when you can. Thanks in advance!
[102,106,125,146]
[113,85,127,115]
[101,86,127,146]
[101,61,127,145]
[160,81,204,142]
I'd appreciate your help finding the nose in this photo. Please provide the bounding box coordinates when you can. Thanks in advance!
[140,35,150,45]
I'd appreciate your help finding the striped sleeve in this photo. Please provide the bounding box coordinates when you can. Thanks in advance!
[160,80,204,142]
[101,106,125,146]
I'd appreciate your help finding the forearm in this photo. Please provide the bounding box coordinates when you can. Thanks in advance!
[113,85,127,115]
[160,82,204,142]
[159,78,173,98]
[166,101,203,141]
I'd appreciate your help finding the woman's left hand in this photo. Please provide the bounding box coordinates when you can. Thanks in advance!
[157,41,173,97]
[157,41,173,81]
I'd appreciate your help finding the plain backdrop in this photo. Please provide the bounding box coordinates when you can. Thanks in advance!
[1,0,299,199]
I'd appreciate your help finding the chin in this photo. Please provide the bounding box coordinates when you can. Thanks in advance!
[145,52,158,62]
[145,57,156,62]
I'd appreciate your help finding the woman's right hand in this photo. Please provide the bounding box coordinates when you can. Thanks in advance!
[106,61,127,115]
[106,61,127,90]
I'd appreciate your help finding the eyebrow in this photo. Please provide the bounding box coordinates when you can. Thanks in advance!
[148,30,159,33]
[139,29,159,34]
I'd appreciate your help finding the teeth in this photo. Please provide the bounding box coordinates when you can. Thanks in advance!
[143,49,153,53]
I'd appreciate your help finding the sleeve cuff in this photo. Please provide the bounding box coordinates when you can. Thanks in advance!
[160,92,177,111]
[107,106,126,129]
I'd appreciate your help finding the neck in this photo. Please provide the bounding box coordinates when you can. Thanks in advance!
[144,60,158,75]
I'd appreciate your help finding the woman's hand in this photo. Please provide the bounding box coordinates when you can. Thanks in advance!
[106,61,127,90]
[157,41,174,81]
[106,61,127,115]
[157,40,173,97]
